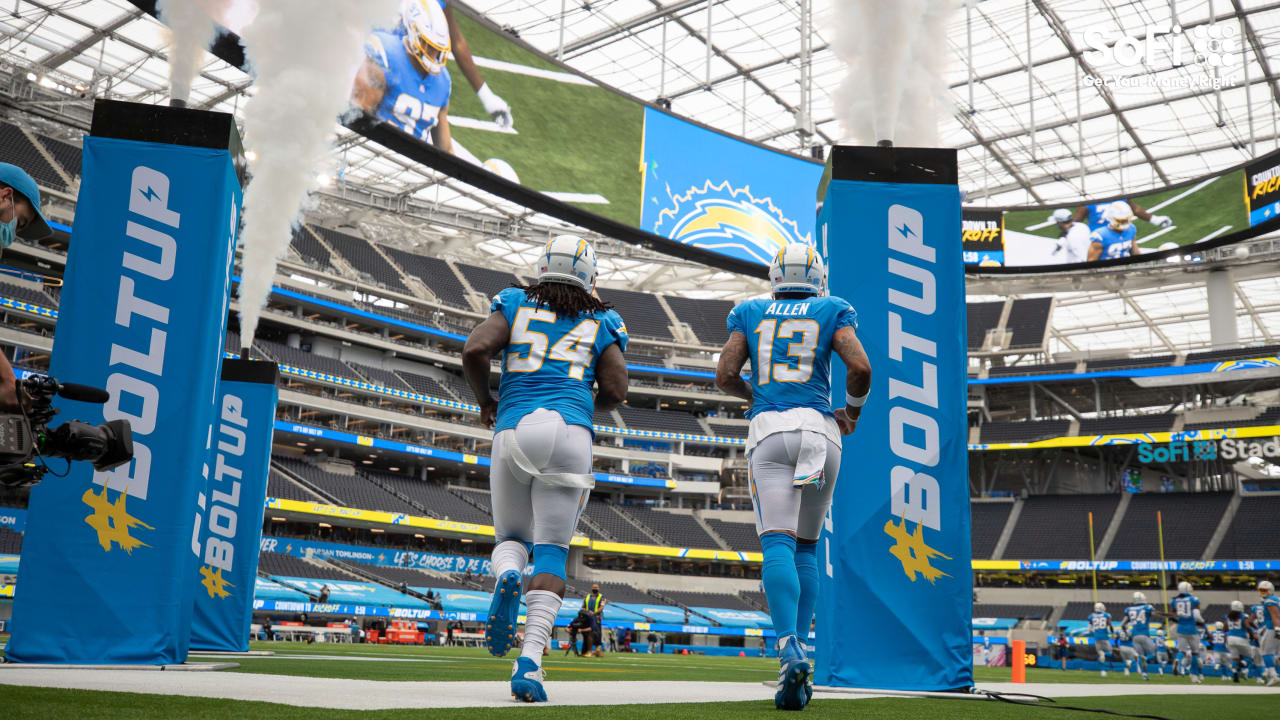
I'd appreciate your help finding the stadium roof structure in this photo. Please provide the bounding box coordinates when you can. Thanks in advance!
[2,0,1280,356]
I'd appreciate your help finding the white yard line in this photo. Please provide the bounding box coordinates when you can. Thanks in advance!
[447,116,518,134]
[1149,177,1216,212]
[544,191,611,204]
[469,56,596,86]
[1196,225,1233,243]
[1024,218,1056,231]
[1136,224,1179,247]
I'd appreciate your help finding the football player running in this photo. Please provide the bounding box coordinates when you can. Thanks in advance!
[1074,198,1171,233]
[1088,602,1115,677]
[353,0,456,151]
[462,235,629,703]
[715,244,872,711]
[1259,580,1280,686]
[1121,592,1155,679]
[1086,201,1143,261]
[1225,601,1256,683]
[1170,580,1208,683]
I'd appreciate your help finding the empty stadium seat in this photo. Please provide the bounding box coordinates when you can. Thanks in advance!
[0,121,66,191]
[618,406,705,435]
[973,603,1052,619]
[348,561,436,588]
[290,226,333,268]
[620,506,717,548]
[274,458,420,515]
[36,133,81,178]
[1077,414,1175,436]
[257,550,348,581]
[254,339,362,380]
[456,262,522,298]
[706,518,757,550]
[267,469,324,502]
[350,362,413,391]
[705,420,747,439]
[395,370,458,399]
[1003,494,1120,560]
[987,362,1076,377]
[0,527,21,554]
[1085,355,1176,371]
[979,420,1070,444]
[1216,495,1280,559]
[971,502,1012,559]
[665,296,733,345]
[574,580,660,605]
[597,287,673,340]
[311,226,410,294]
[581,501,655,544]
[1110,492,1232,559]
[1005,297,1053,349]
[383,248,470,307]
[658,589,755,612]
[1185,344,1280,364]
[0,280,56,308]
[362,470,490,524]
[967,301,1004,349]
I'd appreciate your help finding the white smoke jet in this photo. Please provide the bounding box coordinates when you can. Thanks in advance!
[235,0,400,349]
[832,0,954,147]
[157,0,224,106]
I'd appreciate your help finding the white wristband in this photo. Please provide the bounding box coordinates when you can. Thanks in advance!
[476,82,498,105]
[846,391,868,408]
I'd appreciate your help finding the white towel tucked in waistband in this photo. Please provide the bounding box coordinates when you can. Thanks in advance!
[792,430,828,488]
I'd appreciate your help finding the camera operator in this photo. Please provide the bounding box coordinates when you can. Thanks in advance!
[0,163,53,412]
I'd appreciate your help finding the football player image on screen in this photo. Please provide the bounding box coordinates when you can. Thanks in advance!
[352,0,457,151]
[1086,200,1144,261]
[1050,208,1092,263]
[1075,198,1172,233]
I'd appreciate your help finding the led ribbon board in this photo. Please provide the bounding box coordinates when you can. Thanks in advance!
[8,101,241,664]
[190,360,279,652]
[816,146,972,691]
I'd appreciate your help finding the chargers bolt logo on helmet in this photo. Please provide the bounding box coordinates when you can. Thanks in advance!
[1133,591,1146,602]
[769,243,825,295]
[538,235,597,292]
[1261,580,1275,595]
[402,0,450,75]
[1104,200,1134,231]
[1094,602,1105,613]
[1178,580,1193,594]
[1231,600,1244,612]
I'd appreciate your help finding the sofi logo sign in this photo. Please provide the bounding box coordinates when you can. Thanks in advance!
[1081,23,1238,68]
[1137,437,1280,463]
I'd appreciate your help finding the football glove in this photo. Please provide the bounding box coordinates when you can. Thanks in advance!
[1150,214,1172,228]
[477,83,513,130]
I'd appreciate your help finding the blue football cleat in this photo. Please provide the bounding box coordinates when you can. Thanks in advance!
[775,635,811,711]
[510,657,547,702]
[485,570,522,657]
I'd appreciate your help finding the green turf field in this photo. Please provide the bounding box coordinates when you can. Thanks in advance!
[442,11,644,227]
[1003,169,1248,249]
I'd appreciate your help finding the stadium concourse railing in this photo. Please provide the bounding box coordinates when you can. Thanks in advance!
[4,290,1280,454]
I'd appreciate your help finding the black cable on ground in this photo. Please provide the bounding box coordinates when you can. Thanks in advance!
[977,689,1177,720]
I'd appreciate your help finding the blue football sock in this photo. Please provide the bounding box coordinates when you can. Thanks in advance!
[794,541,819,645]
[1190,655,1201,675]
[761,533,799,642]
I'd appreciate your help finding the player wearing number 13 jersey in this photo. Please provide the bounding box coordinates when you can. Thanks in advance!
[462,235,627,704]
[716,243,871,711]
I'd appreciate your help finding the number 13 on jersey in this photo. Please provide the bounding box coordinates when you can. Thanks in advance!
[754,318,818,383]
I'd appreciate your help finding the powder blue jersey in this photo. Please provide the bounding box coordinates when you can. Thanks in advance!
[1263,596,1279,630]
[1125,604,1154,636]
[1171,593,1201,634]
[366,25,452,141]
[1089,225,1137,260]
[491,287,628,435]
[726,296,857,419]
[1226,614,1248,639]
[1089,612,1113,640]
[1210,629,1226,649]
[1085,202,1123,231]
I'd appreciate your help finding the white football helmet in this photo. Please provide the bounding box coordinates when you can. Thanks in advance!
[1178,581,1193,594]
[1094,602,1106,613]
[402,0,450,75]
[1104,200,1134,232]
[537,235,597,292]
[1231,600,1245,612]
[1260,580,1275,596]
[1133,591,1146,603]
[769,243,825,296]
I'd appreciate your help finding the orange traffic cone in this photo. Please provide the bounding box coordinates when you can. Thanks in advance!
[681,648,689,655]
[738,651,745,657]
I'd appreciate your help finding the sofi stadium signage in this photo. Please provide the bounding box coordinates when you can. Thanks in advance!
[1136,436,1280,463]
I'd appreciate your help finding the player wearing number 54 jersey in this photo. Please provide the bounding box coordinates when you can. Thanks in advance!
[716,244,872,711]
[462,235,628,703]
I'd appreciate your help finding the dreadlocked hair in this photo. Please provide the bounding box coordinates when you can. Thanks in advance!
[517,281,612,318]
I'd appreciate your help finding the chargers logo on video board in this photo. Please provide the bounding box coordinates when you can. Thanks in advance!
[640,108,823,265]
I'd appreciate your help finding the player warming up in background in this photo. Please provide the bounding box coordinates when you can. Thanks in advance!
[462,235,629,703]
[1225,600,1257,683]
[1171,580,1208,683]
[1089,602,1115,677]
[1121,591,1155,679]
[715,244,871,712]
[1260,580,1280,686]
[1086,201,1145,261]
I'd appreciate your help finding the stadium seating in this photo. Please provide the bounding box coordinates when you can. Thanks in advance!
[347,561,436,588]
[0,280,56,308]
[1005,297,1053,349]
[267,469,324,502]
[0,120,66,191]
[1185,344,1280,364]
[1077,414,1176,435]
[0,527,21,554]
[664,296,734,345]
[456,263,522,298]
[1003,494,1120,559]
[1059,601,1100,621]
[382,247,470,308]
[310,226,410,295]
[705,419,747,439]
[707,518,757,550]
[1109,492,1233,560]
[966,300,1004,349]
[973,603,1053,619]
[1215,495,1280,559]
[627,352,667,367]
[257,550,349,581]
[575,580,660,605]
[580,501,656,544]
[450,485,492,515]
[1085,354,1176,371]
[596,287,673,340]
[971,502,1013,559]
[395,370,459,399]
[619,506,718,548]
[657,589,756,612]
[253,339,361,380]
[274,458,421,516]
[618,406,705,435]
[979,420,1071,443]
[289,226,333,268]
[359,470,490,524]
[35,133,81,178]
[349,362,413,391]
[987,362,1076,377]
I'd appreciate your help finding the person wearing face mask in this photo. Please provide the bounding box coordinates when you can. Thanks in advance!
[0,163,52,413]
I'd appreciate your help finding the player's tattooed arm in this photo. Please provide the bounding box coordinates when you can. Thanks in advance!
[1086,242,1103,262]
[594,344,628,413]
[462,311,509,426]
[832,326,871,434]
[715,332,753,402]
[351,58,386,114]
